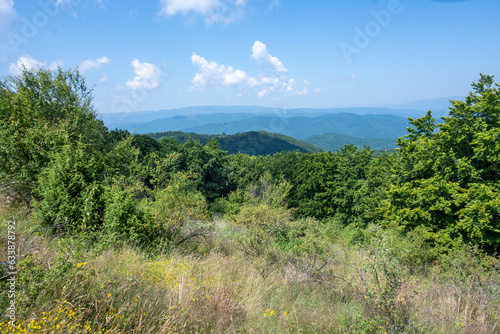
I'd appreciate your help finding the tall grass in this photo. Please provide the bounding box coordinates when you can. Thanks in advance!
[1,197,499,333]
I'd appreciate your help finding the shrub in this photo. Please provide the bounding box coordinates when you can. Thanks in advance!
[102,182,158,245]
[149,172,209,244]
[34,142,105,232]
[228,173,294,256]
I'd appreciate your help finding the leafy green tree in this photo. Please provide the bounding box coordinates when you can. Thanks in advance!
[103,181,158,245]
[131,134,161,160]
[289,146,374,223]
[35,135,147,236]
[160,138,232,202]
[227,153,269,191]
[382,75,500,253]
[291,152,338,219]
[328,145,373,224]
[355,152,397,224]
[0,67,107,204]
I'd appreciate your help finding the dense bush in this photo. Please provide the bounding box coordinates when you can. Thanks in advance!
[381,75,500,253]
[34,142,106,231]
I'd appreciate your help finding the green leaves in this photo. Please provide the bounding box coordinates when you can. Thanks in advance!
[383,75,500,253]
[0,67,107,204]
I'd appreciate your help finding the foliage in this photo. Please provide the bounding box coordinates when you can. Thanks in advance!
[289,145,376,224]
[159,137,233,202]
[2,185,500,334]
[149,172,209,243]
[33,142,106,232]
[0,67,107,204]
[382,74,500,253]
[228,173,294,256]
[102,181,157,245]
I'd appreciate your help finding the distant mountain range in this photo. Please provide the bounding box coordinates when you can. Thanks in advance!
[99,97,460,130]
[98,100,457,153]
[119,112,408,140]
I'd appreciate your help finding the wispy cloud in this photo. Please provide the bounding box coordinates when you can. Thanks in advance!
[124,59,161,90]
[337,73,357,81]
[159,0,247,24]
[79,56,110,73]
[8,55,63,75]
[98,74,109,83]
[190,41,310,98]
[56,0,104,10]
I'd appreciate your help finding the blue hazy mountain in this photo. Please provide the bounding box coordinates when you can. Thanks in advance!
[115,113,257,134]
[179,113,409,140]
[100,105,442,131]
[100,106,279,130]
[99,102,457,142]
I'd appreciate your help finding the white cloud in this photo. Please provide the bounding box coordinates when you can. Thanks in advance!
[159,0,247,24]
[286,79,309,97]
[190,41,310,98]
[191,53,247,89]
[79,56,110,73]
[0,0,16,31]
[251,41,288,73]
[160,0,218,15]
[125,59,161,90]
[9,55,63,76]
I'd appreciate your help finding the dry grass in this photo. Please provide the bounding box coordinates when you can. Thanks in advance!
[0,198,499,333]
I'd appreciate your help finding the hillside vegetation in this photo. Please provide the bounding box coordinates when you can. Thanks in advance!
[0,68,499,333]
[146,130,323,155]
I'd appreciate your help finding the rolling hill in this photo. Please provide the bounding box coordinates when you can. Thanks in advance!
[147,130,323,155]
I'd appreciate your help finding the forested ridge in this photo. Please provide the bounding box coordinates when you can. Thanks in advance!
[0,68,499,333]
[145,130,323,155]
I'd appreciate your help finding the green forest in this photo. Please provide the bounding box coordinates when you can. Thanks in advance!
[0,68,499,333]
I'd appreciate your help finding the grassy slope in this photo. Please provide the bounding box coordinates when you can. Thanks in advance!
[1,198,499,334]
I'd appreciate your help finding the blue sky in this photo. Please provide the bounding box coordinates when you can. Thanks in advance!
[0,0,499,114]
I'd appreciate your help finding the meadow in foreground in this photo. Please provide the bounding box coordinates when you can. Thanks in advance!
[1,195,499,334]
